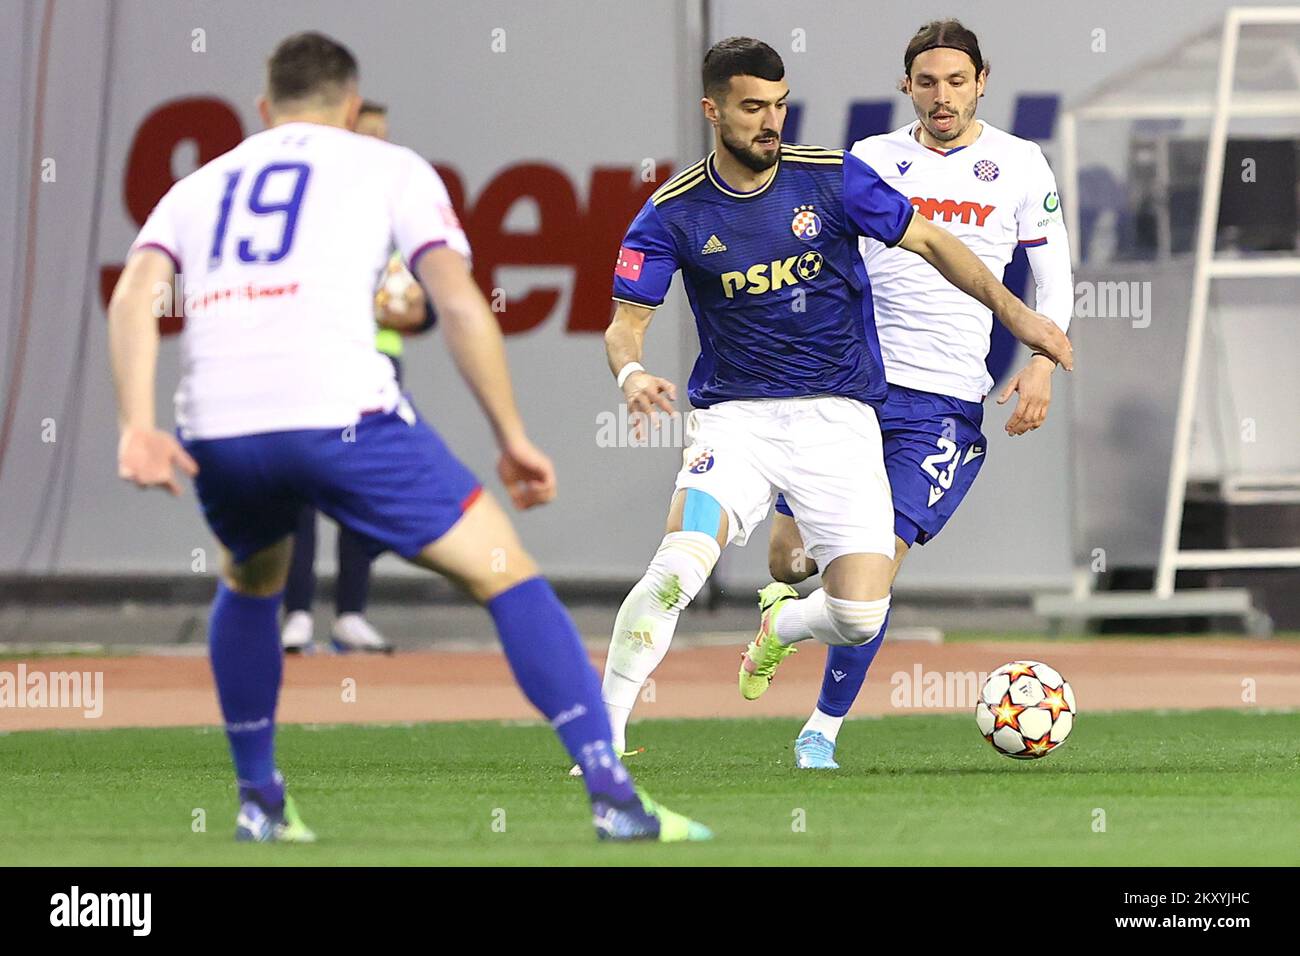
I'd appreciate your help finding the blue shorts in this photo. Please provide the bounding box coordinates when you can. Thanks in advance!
[775,383,986,547]
[183,402,481,564]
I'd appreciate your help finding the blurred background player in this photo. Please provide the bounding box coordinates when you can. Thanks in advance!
[768,19,1075,769]
[580,36,1072,770]
[280,100,436,655]
[109,31,710,843]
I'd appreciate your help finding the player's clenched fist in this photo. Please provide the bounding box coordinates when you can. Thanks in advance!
[497,435,557,510]
[117,427,199,496]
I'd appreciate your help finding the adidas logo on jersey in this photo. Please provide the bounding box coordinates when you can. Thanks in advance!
[701,234,727,255]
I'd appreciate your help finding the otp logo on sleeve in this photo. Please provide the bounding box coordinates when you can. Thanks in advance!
[615,247,645,281]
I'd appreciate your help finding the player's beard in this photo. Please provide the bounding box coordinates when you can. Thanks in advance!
[719,126,781,173]
[918,99,977,143]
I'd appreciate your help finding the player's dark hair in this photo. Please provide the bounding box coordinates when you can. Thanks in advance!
[359,100,387,117]
[266,32,359,106]
[902,19,989,81]
[702,36,785,98]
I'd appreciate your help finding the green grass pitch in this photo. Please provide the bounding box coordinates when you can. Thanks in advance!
[3,711,1297,866]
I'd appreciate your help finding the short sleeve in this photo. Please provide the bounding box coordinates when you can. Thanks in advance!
[1015,145,1067,248]
[842,152,914,247]
[391,149,472,270]
[130,185,183,271]
[612,200,679,308]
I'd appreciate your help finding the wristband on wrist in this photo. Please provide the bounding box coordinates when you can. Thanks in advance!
[616,362,646,388]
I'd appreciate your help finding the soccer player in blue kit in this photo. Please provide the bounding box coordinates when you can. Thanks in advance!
[581,37,1072,767]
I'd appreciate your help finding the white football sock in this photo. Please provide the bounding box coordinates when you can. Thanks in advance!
[802,707,845,743]
[774,588,826,644]
[602,531,720,750]
[605,702,633,754]
[776,588,890,647]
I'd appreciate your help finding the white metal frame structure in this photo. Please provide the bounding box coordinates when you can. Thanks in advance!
[1044,6,1300,633]
[1154,6,1300,596]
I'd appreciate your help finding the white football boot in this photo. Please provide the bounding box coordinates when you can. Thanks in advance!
[330,613,394,654]
[281,611,315,655]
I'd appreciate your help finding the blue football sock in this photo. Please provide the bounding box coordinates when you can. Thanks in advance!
[208,581,283,802]
[817,610,889,718]
[487,577,635,803]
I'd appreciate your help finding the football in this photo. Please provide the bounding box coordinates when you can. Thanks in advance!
[976,660,1076,759]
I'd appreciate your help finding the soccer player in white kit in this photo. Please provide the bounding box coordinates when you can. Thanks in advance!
[108,32,710,843]
[766,19,1076,769]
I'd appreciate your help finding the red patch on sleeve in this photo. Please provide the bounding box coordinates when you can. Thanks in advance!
[614,247,646,282]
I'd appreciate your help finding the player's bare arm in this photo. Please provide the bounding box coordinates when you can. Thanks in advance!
[897,214,1074,371]
[107,247,199,496]
[605,301,677,418]
[415,245,556,509]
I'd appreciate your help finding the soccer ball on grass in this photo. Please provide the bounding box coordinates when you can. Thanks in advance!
[975,660,1075,759]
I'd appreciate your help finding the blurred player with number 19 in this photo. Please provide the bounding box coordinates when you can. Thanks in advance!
[108,31,710,844]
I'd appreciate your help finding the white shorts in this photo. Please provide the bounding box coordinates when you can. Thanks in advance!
[673,396,894,567]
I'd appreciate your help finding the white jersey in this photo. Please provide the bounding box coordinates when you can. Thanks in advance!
[853,121,1072,402]
[131,121,469,439]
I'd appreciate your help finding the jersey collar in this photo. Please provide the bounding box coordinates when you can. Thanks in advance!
[908,120,985,156]
[706,150,780,200]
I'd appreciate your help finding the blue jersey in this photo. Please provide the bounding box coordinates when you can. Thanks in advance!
[612,144,914,408]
